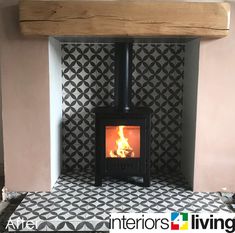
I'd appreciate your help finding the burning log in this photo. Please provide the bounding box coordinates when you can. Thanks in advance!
[109,126,135,158]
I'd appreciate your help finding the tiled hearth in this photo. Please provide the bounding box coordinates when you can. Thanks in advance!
[9,172,231,231]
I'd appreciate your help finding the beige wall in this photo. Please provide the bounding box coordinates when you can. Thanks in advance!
[181,39,199,188]
[0,31,3,176]
[194,2,235,192]
[0,0,235,192]
[0,65,3,178]
[0,0,51,191]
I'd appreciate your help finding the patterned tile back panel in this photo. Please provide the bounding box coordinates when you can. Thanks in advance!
[61,43,185,172]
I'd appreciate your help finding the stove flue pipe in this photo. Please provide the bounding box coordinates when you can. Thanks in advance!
[115,42,133,112]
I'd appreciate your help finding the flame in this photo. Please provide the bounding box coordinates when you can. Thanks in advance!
[109,126,134,158]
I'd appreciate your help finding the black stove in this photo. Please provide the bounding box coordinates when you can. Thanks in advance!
[95,42,152,186]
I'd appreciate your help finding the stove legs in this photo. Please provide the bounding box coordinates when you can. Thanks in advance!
[95,175,102,186]
[143,175,150,187]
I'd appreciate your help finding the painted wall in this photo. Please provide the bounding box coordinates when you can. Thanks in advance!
[0,0,235,192]
[0,50,3,177]
[194,2,235,192]
[181,39,199,188]
[49,37,62,188]
[0,0,51,191]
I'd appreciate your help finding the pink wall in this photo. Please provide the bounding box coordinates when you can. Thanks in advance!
[194,2,235,192]
[1,0,235,192]
[0,0,51,191]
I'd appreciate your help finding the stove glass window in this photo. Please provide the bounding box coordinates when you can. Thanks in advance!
[105,125,140,158]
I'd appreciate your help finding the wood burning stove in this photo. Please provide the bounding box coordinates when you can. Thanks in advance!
[95,42,152,187]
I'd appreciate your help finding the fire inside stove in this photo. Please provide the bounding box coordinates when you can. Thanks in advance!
[106,125,140,158]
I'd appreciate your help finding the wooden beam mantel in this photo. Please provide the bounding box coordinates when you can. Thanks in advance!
[19,0,230,38]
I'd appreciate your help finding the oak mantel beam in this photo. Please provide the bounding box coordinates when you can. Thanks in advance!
[19,0,230,38]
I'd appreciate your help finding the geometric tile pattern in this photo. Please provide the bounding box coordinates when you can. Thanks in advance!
[9,172,231,231]
[132,44,184,171]
[62,43,185,172]
[62,43,115,172]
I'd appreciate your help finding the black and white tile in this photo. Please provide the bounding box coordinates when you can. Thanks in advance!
[9,172,231,231]
[62,43,184,172]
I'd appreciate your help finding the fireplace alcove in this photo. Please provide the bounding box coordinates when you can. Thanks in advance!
[58,37,200,188]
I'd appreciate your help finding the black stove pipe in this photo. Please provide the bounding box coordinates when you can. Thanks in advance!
[115,42,132,112]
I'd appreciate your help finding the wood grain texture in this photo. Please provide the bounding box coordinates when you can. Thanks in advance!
[19,0,230,38]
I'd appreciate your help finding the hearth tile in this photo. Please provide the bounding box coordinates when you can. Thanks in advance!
[132,205,150,213]
[184,203,209,212]
[40,221,57,231]
[98,202,118,213]
[46,221,92,231]
[122,199,139,208]
[89,190,106,199]
[9,201,51,221]
[171,187,191,195]
[38,221,55,232]
[75,221,94,231]
[147,205,159,213]
[51,189,75,199]
[91,192,123,210]
[106,179,126,188]
[107,206,123,213]
[105,184,123,194]
[165,203,187,212]
[35,221,48,231]
[47,202,88,221]
[127,189,146,197]
[88,196,105,206]
[48,211,87,222]
[45,221,79,231]
[85,185,102,194]
[52,197,78,208]
[196,202,231,213]
[87,220,109,231]
[141,208,157,213]
[162,196,183,205]
[24,192,52,204]
[105,198,123,208]
[141,200,157,210]
[92,194,106,204]
[157,200,175,210]
[98,197,123,213]
[122,208,142,213]
[122,206,131,212]
[177,191,194,199]
[8,172,232,232]
[123,191,139,200]
[86,210,109,221]
[86,202,106,213]
[101,194,120,203]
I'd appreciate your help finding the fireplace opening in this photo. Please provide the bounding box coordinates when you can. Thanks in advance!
[61,40,189,188]
[106,125,140,158]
